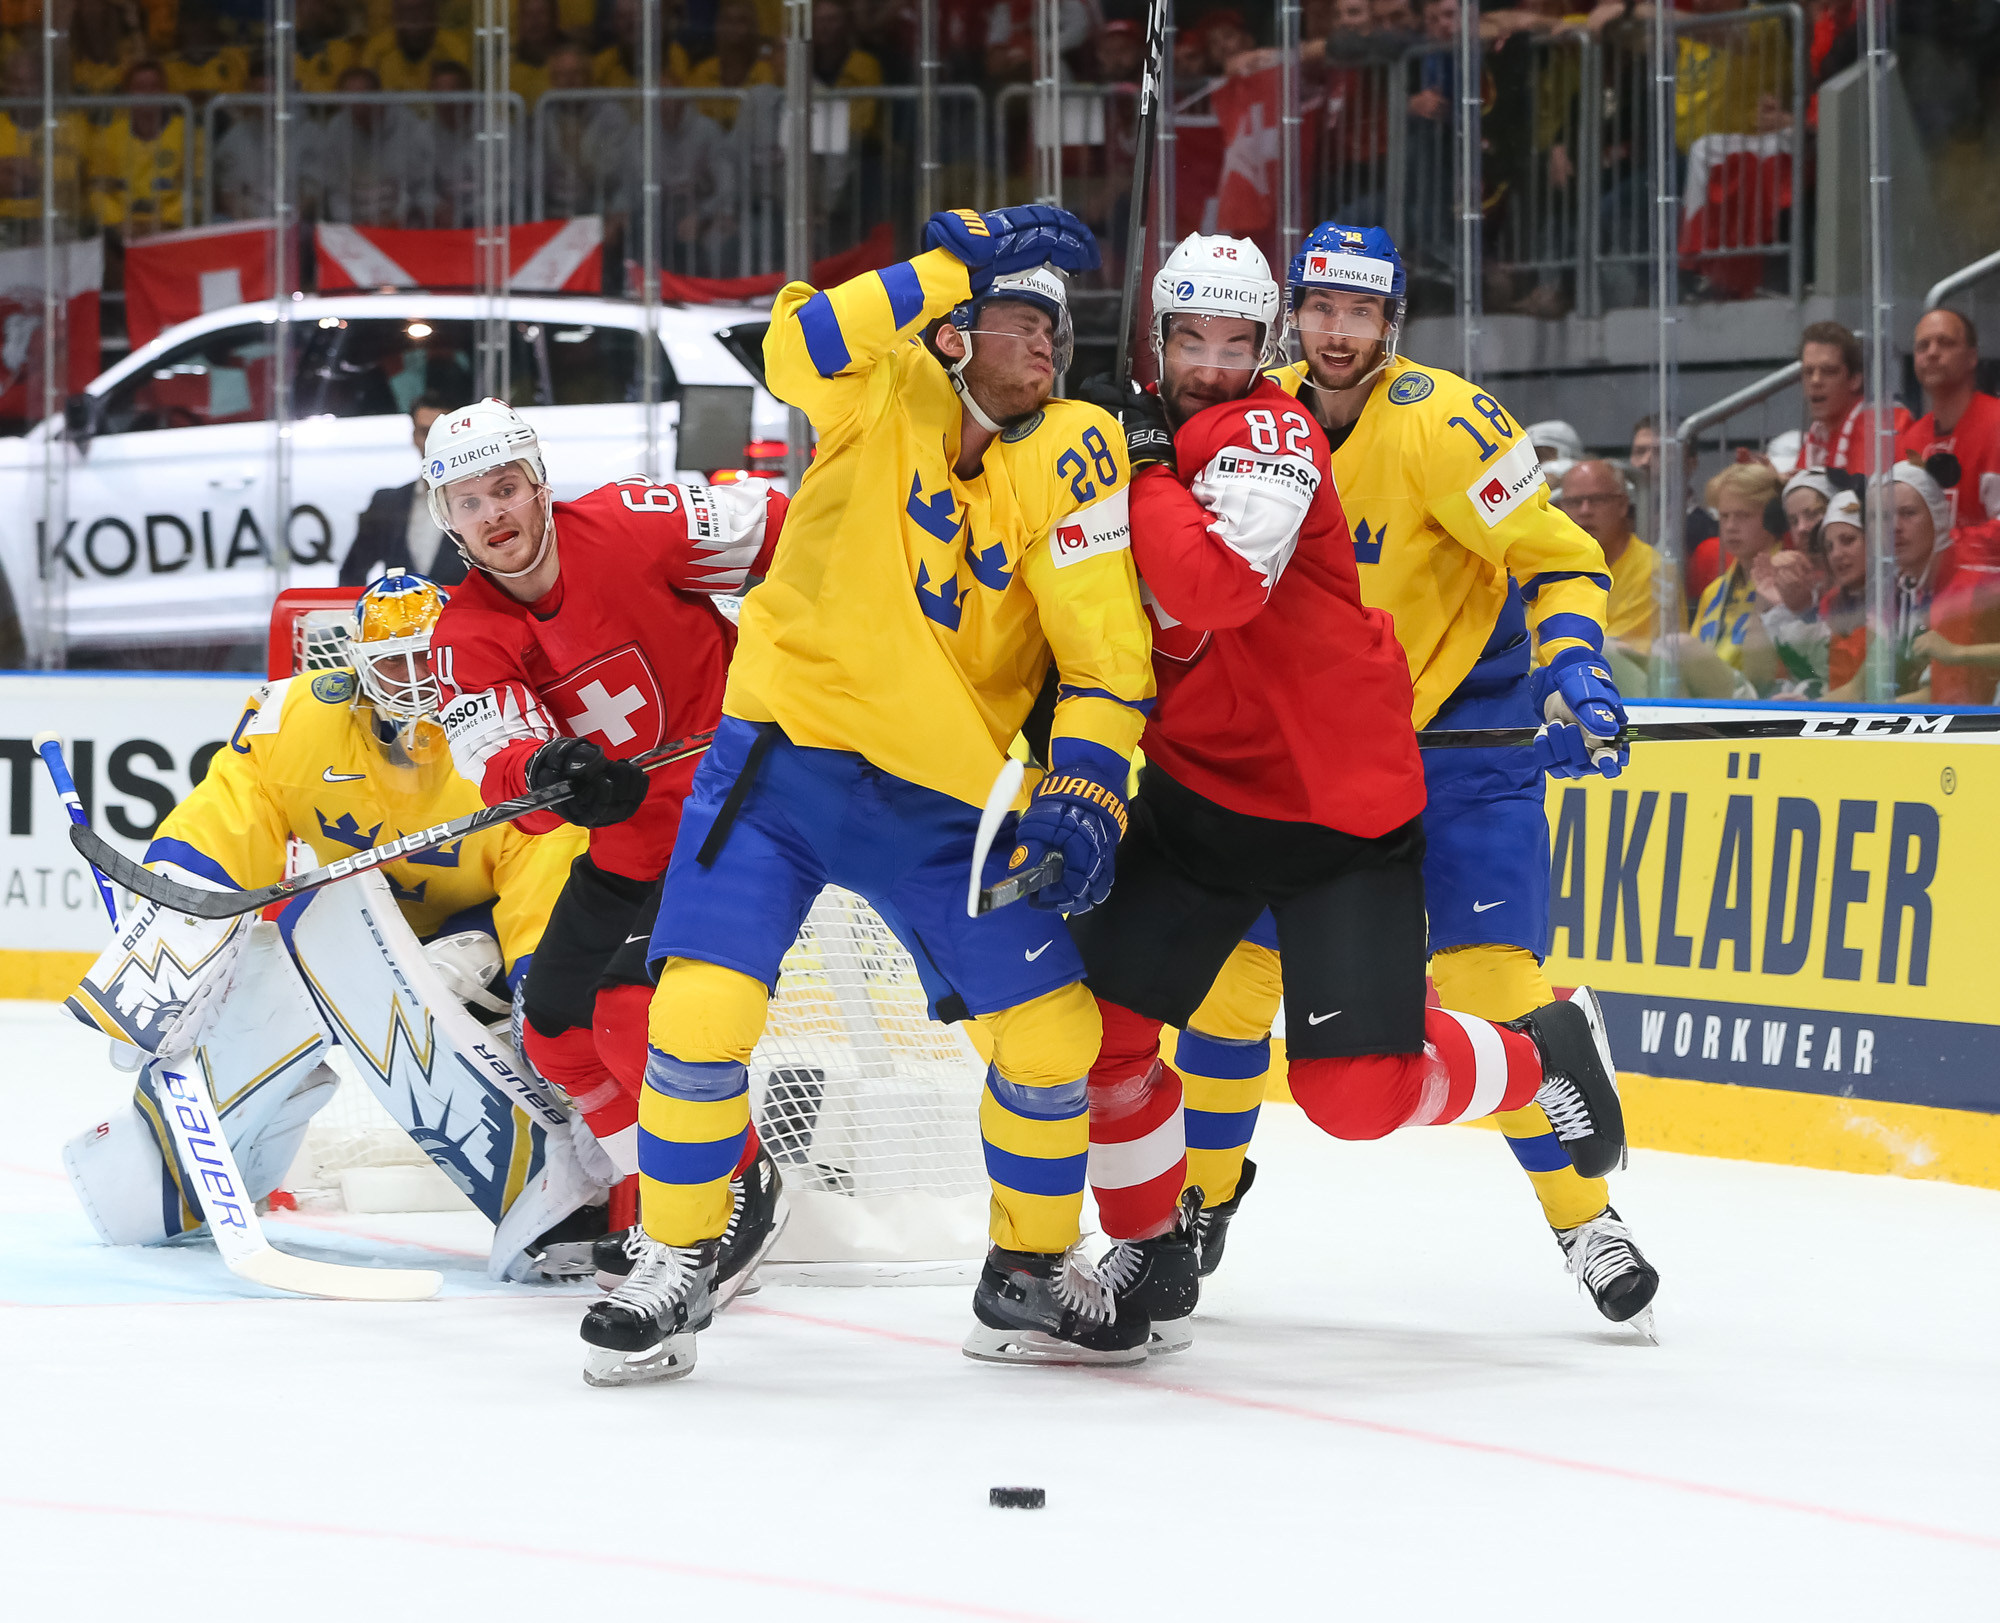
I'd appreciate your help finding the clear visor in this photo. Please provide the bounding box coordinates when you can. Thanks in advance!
[1159,313,1269,372]
[1292,297,1393,342]
[437,467,544,533]
[353,633,441,725]
[962,296,1075,376]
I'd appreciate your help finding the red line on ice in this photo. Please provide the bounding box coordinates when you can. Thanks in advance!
[0,1495,1087,1623]
[737,1303,2000,1553]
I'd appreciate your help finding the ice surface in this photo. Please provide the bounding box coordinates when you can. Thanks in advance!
[4,998,1997,1619]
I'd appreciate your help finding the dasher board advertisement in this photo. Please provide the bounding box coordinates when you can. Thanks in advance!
[1544,703,2000,1114]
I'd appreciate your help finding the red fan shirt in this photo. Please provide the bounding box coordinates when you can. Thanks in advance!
[1899,391,2000,537]
[433,478,785,880]
[1129,377,1426,837]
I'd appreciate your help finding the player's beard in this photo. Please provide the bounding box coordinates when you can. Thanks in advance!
[1162,361,1250,427]
[962,351,1054,429]
[1303,333,1387,396]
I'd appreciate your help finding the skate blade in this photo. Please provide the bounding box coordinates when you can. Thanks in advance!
[713,1190,791,1315]
[581,1332,698,1388]
[1623,1305,1660,1345]
[1147,1317,1194,1355]
[525,1239,600,1281]
[961,1324,1149,1367]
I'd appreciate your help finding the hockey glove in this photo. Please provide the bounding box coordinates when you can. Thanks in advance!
[1008,765,1129,915]
[1074,374,1175,472]
[922,206,1101,293]
[527,737,649,828]
[1529,645,1629,780]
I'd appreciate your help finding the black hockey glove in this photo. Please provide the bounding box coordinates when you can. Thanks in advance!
[1074,374,1175,472]
[527,737,649,828]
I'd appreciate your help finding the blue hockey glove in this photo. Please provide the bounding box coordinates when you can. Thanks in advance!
[1008,762,1129,914]
[922,206,1101,293]
[1529,645,1629,780]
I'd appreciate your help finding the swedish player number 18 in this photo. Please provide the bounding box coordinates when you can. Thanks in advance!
[1445,394,1517,462]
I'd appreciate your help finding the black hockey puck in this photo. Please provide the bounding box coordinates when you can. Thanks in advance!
[989,1486,1045,1510]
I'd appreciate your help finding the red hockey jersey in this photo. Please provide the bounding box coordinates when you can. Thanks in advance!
[1131,377,1426,836]
[433,477,785,880]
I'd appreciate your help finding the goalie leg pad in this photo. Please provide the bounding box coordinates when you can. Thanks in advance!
[64,884,245,1056]
[285,873,609,1272]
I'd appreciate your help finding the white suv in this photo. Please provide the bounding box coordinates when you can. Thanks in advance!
[2,292,783,665]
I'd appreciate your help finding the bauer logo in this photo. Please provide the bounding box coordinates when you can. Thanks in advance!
[1466,438,1544,528]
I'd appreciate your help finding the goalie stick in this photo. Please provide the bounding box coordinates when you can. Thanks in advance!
[34,735,442,1302]
[63,728,717,922]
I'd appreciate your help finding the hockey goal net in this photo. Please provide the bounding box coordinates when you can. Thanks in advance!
[268,587,991,1266]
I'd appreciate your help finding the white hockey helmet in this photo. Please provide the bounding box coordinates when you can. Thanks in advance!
[1151,233,1283,370]
[422,397,547,534]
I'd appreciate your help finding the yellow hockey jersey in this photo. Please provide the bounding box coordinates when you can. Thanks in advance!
[740,247,1155,809]
[1269,356,1611,726]
[146,669,584,976]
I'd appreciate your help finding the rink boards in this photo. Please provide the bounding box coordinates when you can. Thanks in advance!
[4,678,1998,1186]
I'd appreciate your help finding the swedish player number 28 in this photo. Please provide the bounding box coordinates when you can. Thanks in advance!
[1445,393,1516,462]
[1056,427,1122,503]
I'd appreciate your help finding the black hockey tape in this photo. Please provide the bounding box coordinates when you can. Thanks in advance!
[989,1486,1046,1510]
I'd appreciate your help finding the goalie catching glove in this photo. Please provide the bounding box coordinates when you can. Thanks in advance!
[923,205,1101,293]
[1530,646,1629,780]
[1074,374,1175,472]
[1009,761,1129,915]
[528,737,649,828]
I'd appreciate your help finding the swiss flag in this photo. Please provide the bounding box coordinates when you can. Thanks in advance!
[1679,133,1792,300]
[0,238,102,423]
[1207,69,1322,242]
[315,217,604,293]
[124,220,276,350]
[545,643,664,758]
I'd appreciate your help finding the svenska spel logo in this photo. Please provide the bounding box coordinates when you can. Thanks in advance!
[1478,478,1507,511]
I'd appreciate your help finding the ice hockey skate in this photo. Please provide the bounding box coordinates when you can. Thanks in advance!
[1097,1188,1203,1352]
[1194,1158,1257,1279]
[592,1144,789,1307]
[1509,987,1626,1180]
[579,1237,718,1387]
[963,1244,1152,1366]
[1557,1205,1660,1342]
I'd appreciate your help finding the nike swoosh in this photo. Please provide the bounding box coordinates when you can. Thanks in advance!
[625,933,650,945]
[1307,1010,1341,1025]
[1472,899,1507,913]
[1025,942,1053,961]
[322,768,366,783]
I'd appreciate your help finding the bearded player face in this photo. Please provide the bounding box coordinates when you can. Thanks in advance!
[1294,287,1392,393]
[1158,312,1264,427]
[947,300,1057,425]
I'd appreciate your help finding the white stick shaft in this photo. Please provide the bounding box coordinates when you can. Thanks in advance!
[967,757,1026,918]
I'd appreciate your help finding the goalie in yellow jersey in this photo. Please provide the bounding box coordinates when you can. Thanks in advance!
[61,574,614,1283]
[579,206,1159,1386]
[1152,223,1660,1334]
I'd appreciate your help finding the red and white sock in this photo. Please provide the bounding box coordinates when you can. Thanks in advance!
[1288,1007,1541,1142]
[1086,999,1187,1242]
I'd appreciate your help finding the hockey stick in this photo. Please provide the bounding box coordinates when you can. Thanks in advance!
[66,728,717,922]
[35,736,441,1302]
[1111,0,1172,386]
[966,756,1065,916]
[1417,710,2000,750]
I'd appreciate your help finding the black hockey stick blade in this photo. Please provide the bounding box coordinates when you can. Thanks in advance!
[1111,0,1171,386]
[71,728,718,921]
[978,853,1065,915]
[1416,711,2000,750]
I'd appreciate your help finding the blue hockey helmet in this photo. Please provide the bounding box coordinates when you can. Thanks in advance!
[1288,222,1406,323]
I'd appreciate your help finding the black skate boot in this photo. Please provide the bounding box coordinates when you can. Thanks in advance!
[1096,1187,1203,1353]
[524,1203,611,1280]
[1556,1205,1660,1341]
[580,1237,718,1387]
[592,1144,790,1306]
[1509,987,1626,1179]
[1193,1158,1257,1279]
[963,1245,1151,1366]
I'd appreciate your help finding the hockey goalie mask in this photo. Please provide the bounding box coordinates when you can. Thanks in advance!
[351,572,449,761]
[942,266,1075,433]
[1152,234,1283,373]
[423,398,554,580]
